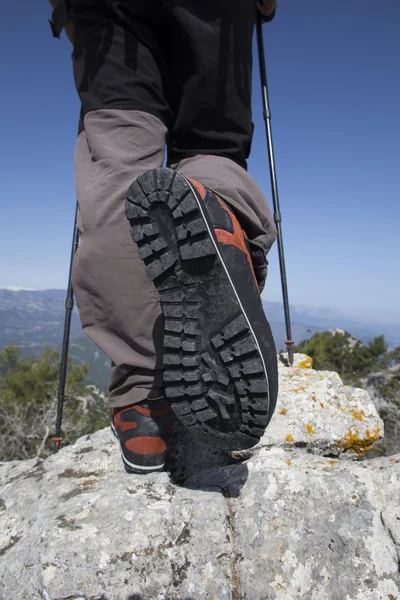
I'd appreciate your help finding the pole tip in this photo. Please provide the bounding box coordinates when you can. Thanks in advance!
[285,340,295,367]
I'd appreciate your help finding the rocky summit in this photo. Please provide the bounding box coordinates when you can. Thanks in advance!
[1,355,399,600]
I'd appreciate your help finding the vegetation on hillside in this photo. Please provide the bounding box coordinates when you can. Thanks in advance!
[0,345,109,462]
[295,331,389,384]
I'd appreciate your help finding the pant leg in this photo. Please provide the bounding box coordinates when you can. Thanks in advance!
[170,154,277,253]
[69,0,171,408]
[165,0,255,170]
[72,110,167,408]
[165,0,277,252]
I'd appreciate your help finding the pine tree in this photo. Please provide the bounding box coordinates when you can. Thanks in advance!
[0,345,109,461]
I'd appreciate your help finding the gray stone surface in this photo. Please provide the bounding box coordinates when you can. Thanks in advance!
[1,431,400,599]
[188,448,400,600]
[0,432,232,600]
[0,356,398,600]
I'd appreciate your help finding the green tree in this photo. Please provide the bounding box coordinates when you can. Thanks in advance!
[294,331,387,386]
[379,345,400,401]
[0,345,109,461]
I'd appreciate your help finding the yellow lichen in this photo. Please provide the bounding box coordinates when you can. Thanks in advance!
[286,461,292,466]
[365,426,381,441]
[337,426,381,457]
[330,460,338,467]
[278,408,288,415]
[306,424,316,435]
[285,433,295,443]
[297,356,313,369]
[351,410,365,422]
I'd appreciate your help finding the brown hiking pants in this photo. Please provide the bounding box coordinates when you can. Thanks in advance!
[69,0,277,408]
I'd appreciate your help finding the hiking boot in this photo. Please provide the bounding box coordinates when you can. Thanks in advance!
[125,168,278,451]
[111,398,175,474]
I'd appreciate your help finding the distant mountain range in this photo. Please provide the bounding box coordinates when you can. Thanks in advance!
[1,288,399,391]
[0,289,110,389]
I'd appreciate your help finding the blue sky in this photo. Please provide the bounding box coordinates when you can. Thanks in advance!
[0,1,399,324]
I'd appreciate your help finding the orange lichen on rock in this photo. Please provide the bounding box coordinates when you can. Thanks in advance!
[285,433,295,443]
[337,426,381,457]
[278,408,288,415]
[330,460,338,467]
[311,395,317,402]
[286,461,292,466]
[351,410,365,422]
[320,402,325,409]
[305,424,316,435]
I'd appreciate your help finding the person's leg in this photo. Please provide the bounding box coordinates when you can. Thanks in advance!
[171,154,276,290]
[165,0,277,256]
[68,0,171,408]
[73,112,166,408]
[124,0,278,449]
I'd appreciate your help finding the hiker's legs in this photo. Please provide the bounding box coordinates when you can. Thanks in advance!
[69,0,170,408]
[69,0,277,411]
[121,0,278,446]
[165,0,277,253]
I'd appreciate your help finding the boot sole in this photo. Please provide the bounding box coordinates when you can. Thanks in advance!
[126,168,277,450]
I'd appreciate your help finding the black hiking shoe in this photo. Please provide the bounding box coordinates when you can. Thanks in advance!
[125,168,278,450]
[111,398,175,474]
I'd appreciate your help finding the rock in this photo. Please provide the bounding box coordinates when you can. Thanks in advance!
[186,449,400,600]
[0,356,395,600]
[0,430,399,600]
[263,356,384,458]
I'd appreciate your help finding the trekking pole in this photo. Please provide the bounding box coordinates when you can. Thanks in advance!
[256,13,294,367]
[52,202,80,450]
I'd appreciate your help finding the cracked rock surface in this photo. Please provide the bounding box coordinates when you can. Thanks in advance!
[0,357,399,600]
